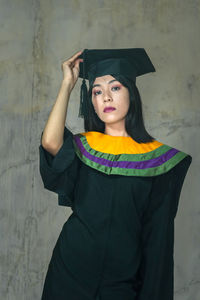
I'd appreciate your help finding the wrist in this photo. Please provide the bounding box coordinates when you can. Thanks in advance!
[61,79,73,92]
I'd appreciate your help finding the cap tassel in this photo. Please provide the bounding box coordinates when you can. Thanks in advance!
[78,49,89,119]
[79,78,88,118]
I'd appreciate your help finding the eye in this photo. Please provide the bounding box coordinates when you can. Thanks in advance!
[111,86,121,91]
[93,90,102,96]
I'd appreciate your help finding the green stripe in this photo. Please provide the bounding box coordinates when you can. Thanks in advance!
[79,134,172,161]
[73,139,188,177]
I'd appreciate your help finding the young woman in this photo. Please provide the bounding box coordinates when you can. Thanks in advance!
[39,48,192,300]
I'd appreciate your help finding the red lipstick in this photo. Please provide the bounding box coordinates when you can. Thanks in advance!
[103,106,116,113]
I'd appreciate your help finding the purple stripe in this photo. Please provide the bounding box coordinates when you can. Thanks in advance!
[74,136,179,169]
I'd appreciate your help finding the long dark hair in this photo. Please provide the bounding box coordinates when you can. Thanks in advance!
[83,74,155,143]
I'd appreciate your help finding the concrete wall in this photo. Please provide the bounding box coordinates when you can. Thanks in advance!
[0,0,199,299]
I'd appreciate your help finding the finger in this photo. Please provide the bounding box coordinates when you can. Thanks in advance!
[75,58,83,64]
[74,58,83,69]
[68,50,83,63]
[62,50,83,66]
[61,56,83,71]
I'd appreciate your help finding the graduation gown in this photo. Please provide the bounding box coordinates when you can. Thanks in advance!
[39,126,192,300]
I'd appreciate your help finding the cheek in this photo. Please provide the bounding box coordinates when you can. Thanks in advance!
[124,92,130,108]
[92,97,99,111]
[117,93,130,111]
[91,95,95,105]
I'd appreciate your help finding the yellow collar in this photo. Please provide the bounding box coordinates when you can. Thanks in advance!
[79,131,163,154]
[73,131,189,176]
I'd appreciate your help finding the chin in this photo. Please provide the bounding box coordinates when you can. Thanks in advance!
[101,116,125,123]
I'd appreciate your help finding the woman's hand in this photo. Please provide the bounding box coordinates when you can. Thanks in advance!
[61,50,83,92]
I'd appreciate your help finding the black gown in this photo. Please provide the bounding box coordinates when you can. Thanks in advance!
[39,126,192,300]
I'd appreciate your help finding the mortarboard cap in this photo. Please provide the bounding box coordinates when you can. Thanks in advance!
[78,48,156,119]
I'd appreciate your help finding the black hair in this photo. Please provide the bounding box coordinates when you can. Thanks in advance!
[83,74,155,143]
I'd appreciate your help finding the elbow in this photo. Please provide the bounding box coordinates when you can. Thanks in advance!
[41,140,63,156]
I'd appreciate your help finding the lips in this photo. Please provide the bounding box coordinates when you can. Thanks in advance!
[104,107,116,112]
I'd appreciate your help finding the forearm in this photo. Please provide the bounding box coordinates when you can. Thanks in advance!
[41,80,72,150]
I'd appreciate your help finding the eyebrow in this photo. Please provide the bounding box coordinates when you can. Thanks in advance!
[92,79,118,88]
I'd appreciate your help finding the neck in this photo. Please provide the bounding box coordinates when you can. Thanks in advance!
[104,122,130,137]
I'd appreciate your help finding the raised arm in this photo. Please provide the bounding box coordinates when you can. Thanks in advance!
[41,50,83,156]
[39,50,83,207]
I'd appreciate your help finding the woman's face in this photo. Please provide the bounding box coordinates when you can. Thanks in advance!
[91,74,130,125]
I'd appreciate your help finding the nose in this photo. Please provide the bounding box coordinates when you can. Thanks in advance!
[104,92,112,102]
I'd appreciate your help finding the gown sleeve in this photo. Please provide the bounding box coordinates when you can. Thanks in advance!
[137,154,192,300]
[39,126,80,208]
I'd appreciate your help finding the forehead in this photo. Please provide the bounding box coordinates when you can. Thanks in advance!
[93,74,116,84]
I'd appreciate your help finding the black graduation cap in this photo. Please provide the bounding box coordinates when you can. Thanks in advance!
[78,48,156,119]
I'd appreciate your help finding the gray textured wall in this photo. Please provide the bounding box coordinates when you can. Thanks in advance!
[0,0,199,299]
